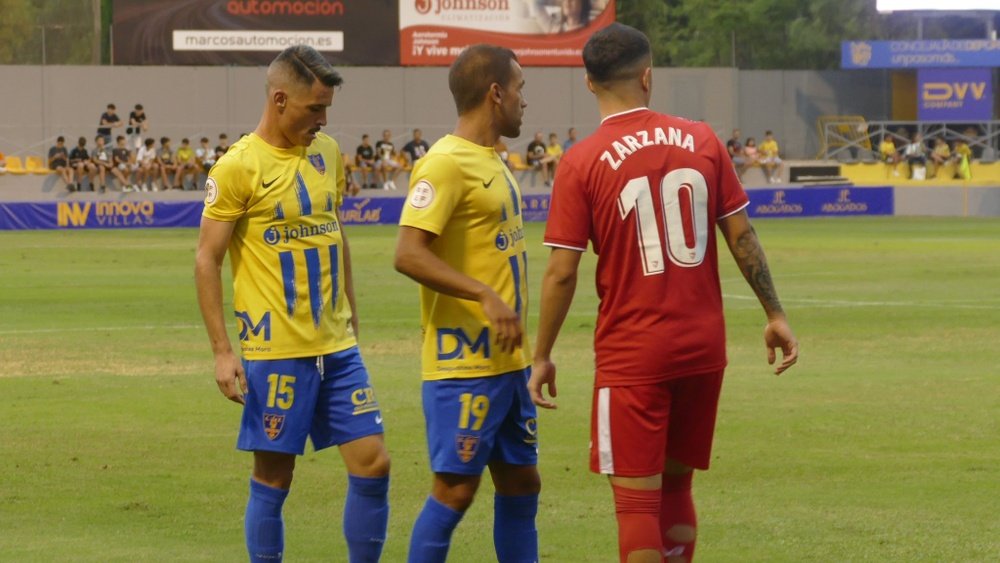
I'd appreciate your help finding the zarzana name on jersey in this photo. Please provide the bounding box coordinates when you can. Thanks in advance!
[599,126,697,171]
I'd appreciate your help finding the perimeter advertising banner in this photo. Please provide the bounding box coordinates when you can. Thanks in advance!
[400,0,616,66]
[917,68,993,121]
[112,0,399,65]
[842,40,1000,69]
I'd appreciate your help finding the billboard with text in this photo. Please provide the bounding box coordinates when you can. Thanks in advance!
[112,0,399,65]
[400,0,615,66]
[917,68,993,121]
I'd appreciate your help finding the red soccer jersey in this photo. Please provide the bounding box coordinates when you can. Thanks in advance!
[544,108,749,387]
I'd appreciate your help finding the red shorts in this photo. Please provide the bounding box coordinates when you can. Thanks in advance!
[590,371,724,476]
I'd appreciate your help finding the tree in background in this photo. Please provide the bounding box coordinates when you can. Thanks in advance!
[0,0,96,65]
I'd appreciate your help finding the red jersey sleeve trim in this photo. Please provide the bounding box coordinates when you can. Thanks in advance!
[718,200,749,221]
[543,241,587,252]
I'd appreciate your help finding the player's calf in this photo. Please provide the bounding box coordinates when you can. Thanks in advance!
[612,484,663,563]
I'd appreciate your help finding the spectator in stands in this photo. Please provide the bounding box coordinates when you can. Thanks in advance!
[355,134,376,189]
[157,137,179,190]
[174,138,198,190]
[726,128,748,180]
[343,153,361,197]
[545,132,563,181]
[48,136,74,189]
[90,135,115,193]
[195,137,216,176]
[878,136,901,177]
[215,133,230,159]
[743,136,760,167]
[97,103,123,145]
[402,128,430,166]
[127,104,149,150]
[929,138,954,178]
[759,130,783,183]
[563,127,578,151]
[136,137,159,191]
[69,136,95,192]
[375,129,402,190]
[0,151,5,173]
[903,132,927,180]
[495,139,512,169]
[526,131,557,186]
[109,135,135,192]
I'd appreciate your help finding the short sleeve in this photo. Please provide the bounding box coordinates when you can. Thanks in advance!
[203,153,251,222]
[331,148,346,209]
[399,153,464,235]
[714,137,749,219]
[543,158,590,251]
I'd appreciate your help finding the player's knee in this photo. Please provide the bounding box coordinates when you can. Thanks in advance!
[433,475,480,512]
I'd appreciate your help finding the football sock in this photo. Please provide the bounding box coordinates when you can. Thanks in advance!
[245,478,289,563]
[343,474,390,563]
[493,494,539,562]
[612,484,662,563]
[407,495,464,563]
[661,472,697,561]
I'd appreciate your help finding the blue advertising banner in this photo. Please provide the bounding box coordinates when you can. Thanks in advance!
[842,40,1000,69]
[917,68,993,121]
[746,186,894,218]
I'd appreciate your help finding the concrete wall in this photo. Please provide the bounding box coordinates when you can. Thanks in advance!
[0,65,889,159]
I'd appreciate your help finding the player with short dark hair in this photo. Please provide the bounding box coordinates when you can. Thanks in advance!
[195,44,390,563]
[395,44,539,563]
[529,23,799,563]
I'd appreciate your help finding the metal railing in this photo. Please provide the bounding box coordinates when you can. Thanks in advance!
[817,117,1000,162]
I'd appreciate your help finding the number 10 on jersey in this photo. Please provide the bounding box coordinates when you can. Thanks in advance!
[617,168,709,275]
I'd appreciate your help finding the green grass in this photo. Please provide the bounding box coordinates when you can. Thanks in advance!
[1,217,998,561]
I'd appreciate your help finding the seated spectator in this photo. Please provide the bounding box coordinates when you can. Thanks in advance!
[343,153,361,197]
[195,137,216,176]
[214,133,230,160]
[743,136,760,167]
[878,136,901,176]
[90,135,116,193]
[929,138,954,177]
[97,103,123,145]
[126,104,149,150]
[174,138,198,189]
[402,128,430,166]
[563,127,578,151]
[902,132,927,179]
[545,132,563,177]
[135,137,159,191]
[48,136,74,190]
[759,130,783,183]
[526,131,557,186]
[355,134,376,188]
[69,136,96,192]
[375,129,402,190]
[112,135,137,192]
[495,140,511,169]
[726,128,748,179]
[157,137,179,190]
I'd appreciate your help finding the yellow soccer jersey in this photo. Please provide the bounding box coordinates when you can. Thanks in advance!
[203,132,355,360]
[399,134,530,380]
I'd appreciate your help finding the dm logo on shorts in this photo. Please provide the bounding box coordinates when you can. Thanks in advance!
[456,434,480,463]
[308,154,326,174]
[263,413,285,440]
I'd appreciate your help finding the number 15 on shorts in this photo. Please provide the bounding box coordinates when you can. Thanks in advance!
[267,374,296,409]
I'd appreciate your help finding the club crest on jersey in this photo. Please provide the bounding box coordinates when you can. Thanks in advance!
[409,180,435,209]
[456,434,480,463]
[263,413,285,440]
[307,154,326,174]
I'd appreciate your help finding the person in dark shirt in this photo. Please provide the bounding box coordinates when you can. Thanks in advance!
[726,128,748,180]
[97,103,122,144]
[157,137,179,190]
[214,133,230,160]
[401,128,430,166]
[374,129,402,190]
[127,104,148,150]
[111,135,136,192]
[48,136,74,190]
[68,136,96,192]
[355,134,376,188]
[90,135,114,193]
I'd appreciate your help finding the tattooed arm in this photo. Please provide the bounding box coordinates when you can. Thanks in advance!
[718,210,799,374]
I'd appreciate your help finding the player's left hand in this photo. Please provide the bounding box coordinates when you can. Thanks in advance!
[528,359,558,409]
[765,317,798,375]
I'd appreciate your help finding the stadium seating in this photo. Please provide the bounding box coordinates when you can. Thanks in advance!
[25,156,51,175]
[4,156,28,175]
[507,152,539,186]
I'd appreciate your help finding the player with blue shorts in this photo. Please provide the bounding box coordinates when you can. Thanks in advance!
[395,45,540,563]
[195,45,390,563]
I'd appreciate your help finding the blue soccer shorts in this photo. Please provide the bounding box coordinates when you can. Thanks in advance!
[237,346,384,455]
[422,368,538,475]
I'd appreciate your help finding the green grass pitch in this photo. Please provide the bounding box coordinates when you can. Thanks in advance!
[1,217,998,561]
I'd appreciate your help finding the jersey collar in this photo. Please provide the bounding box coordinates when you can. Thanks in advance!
[601,107,650,124]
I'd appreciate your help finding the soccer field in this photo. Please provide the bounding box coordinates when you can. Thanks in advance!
[1,217,998,562]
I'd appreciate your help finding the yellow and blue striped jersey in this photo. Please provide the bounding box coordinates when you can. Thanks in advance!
[203,132,355,360]
[399,134,530,380]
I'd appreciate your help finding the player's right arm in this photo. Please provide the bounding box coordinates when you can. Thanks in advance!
[195,216,247,404]
[529,247,583,409]
[394,226,522,354]
[718,210,798,375]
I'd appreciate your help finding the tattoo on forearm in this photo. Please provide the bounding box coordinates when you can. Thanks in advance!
[733,226,784,315]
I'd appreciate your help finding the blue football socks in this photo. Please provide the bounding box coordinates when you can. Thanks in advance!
[245,479,289,563]
[407,495,465,563]
[494,494,539,563]
[343,474,390,563]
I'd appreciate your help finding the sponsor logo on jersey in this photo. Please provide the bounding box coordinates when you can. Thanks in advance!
[437,327,490,361]
[205,177,219,205]
[262,221,340,245]
[236,311,272,341]
[263,413,285,440]
[456,434,480,463]
[308,153,326,174]
[495,230,510,250]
